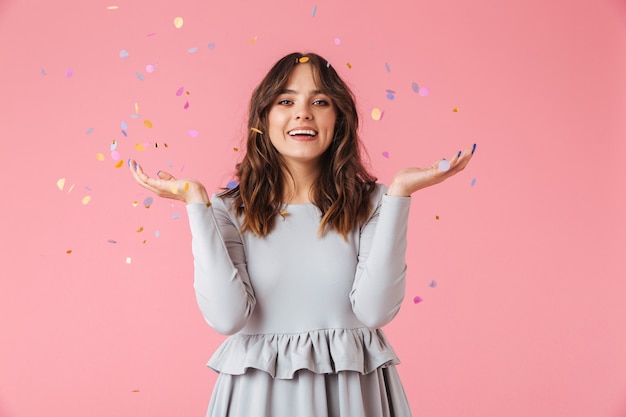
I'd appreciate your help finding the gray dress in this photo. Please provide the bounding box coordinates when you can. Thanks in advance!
[186,184,413,417]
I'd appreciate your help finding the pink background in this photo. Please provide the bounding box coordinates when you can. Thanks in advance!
[1,0,625,416]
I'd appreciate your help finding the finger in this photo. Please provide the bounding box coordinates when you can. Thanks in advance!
[157,170,176,181]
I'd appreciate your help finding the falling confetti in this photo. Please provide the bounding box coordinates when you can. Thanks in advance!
[107,239,117,244]
[134,102,140,113]
[146,64,155,73]
[187,47,198,53]
[155,230,160,238]
[298,56,310,63]
[385,62,391,72]
[135,72,145,81]
[453,107,459,112]
[143,196,153,208]
[114,160,124,168]
[184,182,190,192]
[311,5,317,17]
[334,38,341,46]
[65,68,73,78]
[386,90,395,100]
[82,196,91,205]
[173,17,184,28]
[143,120,153,128]
[187,129,199,137]
[226,180,238,189]
[170,184,178,195]
[208,42,216,50]
[96,153,104,161]
[183,101,189,109]
[371,108,383,121]
[249,36,258,44]
[106,5,119,10]
[251,127,263,135]
[419,86,430,96]
[435,215,440,220]
[132,390,140,393]
[176,87,184,96]
[471,178,477,186]
[40,68,47,76]
[413,296,423,304]
[411,82,419,93]
[57,178,66,191]
[136,226,144,233]
[438,159,450,172]
[86,127,94,135]
[126,257,132,264]
[171,212,181,219]
[119,49,129,59]
[429,280,437,288]
[111,150,120,160]
[135,143,146,151]
[346,62,352,69]
[66,250,72,254]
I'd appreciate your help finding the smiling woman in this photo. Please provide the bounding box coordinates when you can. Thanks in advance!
[129,51,474,417]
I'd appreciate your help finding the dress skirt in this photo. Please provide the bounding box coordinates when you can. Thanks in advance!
[206,366,412,417]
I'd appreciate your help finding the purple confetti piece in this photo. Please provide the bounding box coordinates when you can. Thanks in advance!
[411,82,419,93]
[176,87,184,96]
[40,68,47,76]
[187,47,198,53]
[208,42,216,50]
[311,5,317,17]
[171,212,181,220]
[65,68,73,78]
[107,239,117,244]
[382,151,389,159]
[143,196,153,208]
[135,72,145,81]
[226,180,238,189]
[419,86,430,96]
[429,280,437,288]
[85,127,94,135]
[413,296,423,304]
[119,49,129,59]
[183,101,189,109]
[471,178,477,186]
[187,129,199,138]
[385,62,390,73]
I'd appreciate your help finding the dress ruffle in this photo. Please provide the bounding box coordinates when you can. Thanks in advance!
[207,327,400,380]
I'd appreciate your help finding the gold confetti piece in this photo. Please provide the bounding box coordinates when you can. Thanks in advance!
[453,107,459,112]
[132,201,139,207]
[251,127,263,135]
[126,257,132,264]
[142,240,147,244]
[106,5,119,10]
[371,108,382,121]
[298,56,310,63]
[279,210,288,217]
[96,153,105,161]
[82,196,91,205]
[132,390,140,393]
[66,250,72,254]
[136,226,144,233]
[134,102,140,114]
[346,62,352,69]
[173,16,184,29]
[135,143,146,151]
[249,36,257,44]
[184,182,190,192]
[67,184,75,194]
[170,184,178,194]
[164,143,169,148]
[143,120,153,128]
[57,178,66,191]
[114,160,124,168]
[435,215,440,220]
[233,148,239,152]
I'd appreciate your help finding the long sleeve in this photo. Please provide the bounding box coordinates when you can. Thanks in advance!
[186,195,256,335]
[349,190,411,329]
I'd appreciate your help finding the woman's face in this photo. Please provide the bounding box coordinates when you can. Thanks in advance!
[267,63,337,170]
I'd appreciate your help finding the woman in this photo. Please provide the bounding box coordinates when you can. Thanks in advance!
[130,52,474,417]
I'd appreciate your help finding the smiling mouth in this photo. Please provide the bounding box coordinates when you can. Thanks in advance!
[288,129,317,137]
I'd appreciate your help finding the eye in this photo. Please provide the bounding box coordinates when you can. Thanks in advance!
[313,99,329,106]
[277,99,293,105]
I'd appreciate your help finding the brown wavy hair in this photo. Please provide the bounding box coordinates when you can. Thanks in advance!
[221,52,377,239]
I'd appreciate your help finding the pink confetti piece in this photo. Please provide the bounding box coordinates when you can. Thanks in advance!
[413,296,423,304]
[334,38,341,46]
[119,49,129,59]
[418,86,430,96]
[183,101,189,109]
[187,129,199,138]
[65,68,73,78]
[176,87,184,96]
[382,151,389,159]
[145,64,155,73]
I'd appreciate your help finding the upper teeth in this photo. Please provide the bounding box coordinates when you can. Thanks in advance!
[289,130,316,136]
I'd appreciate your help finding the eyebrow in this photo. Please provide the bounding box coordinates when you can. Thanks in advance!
[278,89,325,95]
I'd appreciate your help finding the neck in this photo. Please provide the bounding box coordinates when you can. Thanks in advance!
[282,162,321,204]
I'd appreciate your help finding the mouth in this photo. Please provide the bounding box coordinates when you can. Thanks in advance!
[287,129,318,141]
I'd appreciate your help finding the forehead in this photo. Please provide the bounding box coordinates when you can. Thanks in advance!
[284,64,321,90]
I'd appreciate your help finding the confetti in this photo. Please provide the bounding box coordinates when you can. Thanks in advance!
[134,102,140,113]
[184,182,190,192]
[111,151,120,160]
[429,280,437,288]
[111,141,118,151]
[135,72,145,81]
[176,87,184,96]
[126,257,132,264]
[183,101,189,109]
[135,143,146,151]
[107,5,119,10]
[187,47,198,53]
[143,120,153,128]
[233,148,239,152]
[226,180,238,189]
[173,17,184,29]
[298,56,310,63]
[96,153,105,161]
[385,62,391,72]
[146,64,155,73]
[57,178,66,191]
[119,49,129,59]
[411,82,419,93]
[136,226,144,233]
[86,127,94,135]
[413,296,423,304]
[311,5,317,17]
[114,160,124,168]
[82,196,91,205]
[171,212,181,219]
[334,38,341,46]
[453,107,459,112]
[40,68,47,76]
[65,68,73,78]
[143,196,153,208]
[371,108,383,121]
[187,129,199,138]
[435,215,440,220]
[346,62,352,69]
[438,159,450,172]
[67,184,75,193]
[419,86,430,96]
[132,201,139,207]
[66,250,72,254]
[155,230,160,238]
[249,36,257,44]
[250,127,263,135]
[386,90,395,100]
[382,151,389,159]
[208,42,216,50]
[107,239,117,244]
[170,184,178,194]
[132,390,140,393]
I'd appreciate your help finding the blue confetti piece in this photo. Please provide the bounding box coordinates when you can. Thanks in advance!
[187,47,198,53]
[438,160,450,172]
[171,212,181,220]
[386,90,396,100]
[429,280,437,288]
[110,141,118,151]
[411,82,419,93]
[312,5,317,17]
[155,230,160,238]
[84,185,91,191]
[130,114,140,119]
[85,127,94,135]
[121,121,128,130]
[143,196,153,208]
[107,239,117,244]
[119,49,129,59]
[135,72,145,81]
[208,42,215,50]
[471,178,477,186]
[226,180,238,189]
[385,62,391,72]
[40,68,47,76]
[121,130,127,137]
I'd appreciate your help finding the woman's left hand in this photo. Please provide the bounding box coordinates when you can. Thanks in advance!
[387,144,476,197]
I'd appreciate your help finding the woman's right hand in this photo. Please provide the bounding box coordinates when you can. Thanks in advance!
[128,159,210,204]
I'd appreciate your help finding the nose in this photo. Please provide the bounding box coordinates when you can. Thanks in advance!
[294,103,312,120]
